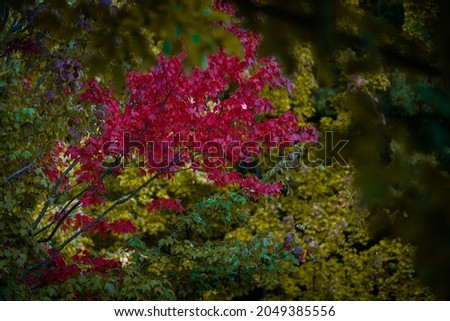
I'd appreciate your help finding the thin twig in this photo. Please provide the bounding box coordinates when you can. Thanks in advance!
[22,169,164,278]
[33,168,110,236]
[37,200,81,243]
[1,152,42,187]
[32,159,79,229]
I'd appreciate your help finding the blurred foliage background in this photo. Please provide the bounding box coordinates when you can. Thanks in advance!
[231,0,450,299]
[1,0,449,300]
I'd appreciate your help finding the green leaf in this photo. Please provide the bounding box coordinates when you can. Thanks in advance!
[162,40,171,55]
[105,282,115,294]
[192,212,203,224]
[158,237,174,247]
[48,287,57,297]
[22,107,35,116]
[4,201,13,212]
[38,179,48,188]
[22,150,32,159]
[191,33,200,44]
[131,252,141,262]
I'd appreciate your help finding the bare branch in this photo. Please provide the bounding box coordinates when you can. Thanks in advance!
[33,168,110,236]
[36,200,81,243]
[32,159,79,229]
[22,169,165,278]
[55,170,163,253]
[1,153,42,187]
[23,151,183,278]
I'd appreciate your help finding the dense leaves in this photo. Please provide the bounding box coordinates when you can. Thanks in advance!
[231,0,450,299]
[1,0,446,300]
[1,0,317,300]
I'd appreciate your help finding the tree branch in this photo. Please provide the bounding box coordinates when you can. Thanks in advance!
[55,170,163,251]
[36,200,81,243]
[32,159,79,229]
[33,168,110,237]
[1,152,42,187]
[22,169,165,278]
[23,150,183,278]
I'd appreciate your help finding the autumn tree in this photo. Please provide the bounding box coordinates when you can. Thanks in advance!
[1,0,316,299]
[2,0,446,301]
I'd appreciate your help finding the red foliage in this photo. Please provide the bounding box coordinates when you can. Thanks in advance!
[63,28,317,204]
[27,249,122,287]
[71,249,121,273]
[213,0,237,15]
[22,78,33,90]
[109,219,139,234]
[39,249,82,284]
[51,212,137,237]
[240,176,283,200]
[7,40,41,56]
[146,199,185,214]
[71,213,137,237]
[207,170,243,186]
[35,0,319,289]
